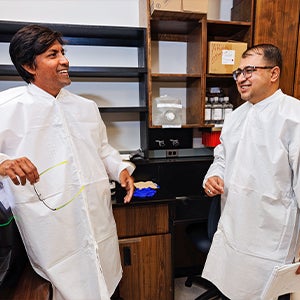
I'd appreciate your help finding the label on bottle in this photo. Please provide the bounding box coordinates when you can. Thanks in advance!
[224,108,233,120]
[212,108,222,121]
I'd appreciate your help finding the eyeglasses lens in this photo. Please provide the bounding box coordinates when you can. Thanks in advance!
[233,66,255,80]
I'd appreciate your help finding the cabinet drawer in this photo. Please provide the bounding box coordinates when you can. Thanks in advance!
[113,204,169,238]
[118,233,172,300]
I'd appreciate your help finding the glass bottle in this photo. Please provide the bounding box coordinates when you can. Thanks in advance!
[205,96,212,124]
[223,96,233,121]
[211,96,223,125]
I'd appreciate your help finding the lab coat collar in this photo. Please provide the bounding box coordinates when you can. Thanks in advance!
[28,83,65,101]
[251,89,283,109]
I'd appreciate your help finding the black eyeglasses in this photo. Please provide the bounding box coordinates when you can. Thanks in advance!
[33,160,85,211]
[232,65,275,81]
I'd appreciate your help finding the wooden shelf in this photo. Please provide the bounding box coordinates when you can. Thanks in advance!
[207,20,252,42]
[150,11,205,41]
[151,10,205,20]
[149,123,203,129]
[152,73,201,82]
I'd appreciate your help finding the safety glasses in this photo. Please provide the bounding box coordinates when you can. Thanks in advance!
[33,160,85,211]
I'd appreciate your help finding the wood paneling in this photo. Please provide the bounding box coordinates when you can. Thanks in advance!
[118,234,172,300]
[113,204,169,238]
[294,24,300,99]
[113,203,173,300]
[254,0,300,95]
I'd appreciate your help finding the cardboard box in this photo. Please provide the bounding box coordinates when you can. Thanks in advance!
[150,0,208,14]
[182,0,208,13]
[150,0,181,14]
[207,41,248,74]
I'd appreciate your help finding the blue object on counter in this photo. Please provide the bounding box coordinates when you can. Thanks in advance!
[133,187,158,198]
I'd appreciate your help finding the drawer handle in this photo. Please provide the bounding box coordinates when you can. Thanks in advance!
[123,246,131,266]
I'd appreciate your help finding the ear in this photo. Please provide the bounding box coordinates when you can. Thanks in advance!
[22,64,36,76]
[270,66,280,82]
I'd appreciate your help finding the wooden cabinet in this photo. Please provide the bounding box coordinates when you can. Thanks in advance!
[252,0,300,97]
[113,203,173,300]
[147,10,206,128]
[145,0,254,132]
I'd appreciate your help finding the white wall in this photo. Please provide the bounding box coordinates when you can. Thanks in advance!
[0,0,140,26]
[208,0,233,20]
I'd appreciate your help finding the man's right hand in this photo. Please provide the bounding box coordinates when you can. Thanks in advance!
[204,176,224,197]
[0,157,39,186]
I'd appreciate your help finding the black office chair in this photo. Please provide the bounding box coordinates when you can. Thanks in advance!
[0,202,28,292]
[185,195,222,300]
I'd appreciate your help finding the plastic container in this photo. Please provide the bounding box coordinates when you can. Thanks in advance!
[152,95,183,127]
[202,131,221,147]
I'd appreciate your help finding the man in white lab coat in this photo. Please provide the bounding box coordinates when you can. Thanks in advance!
[203,44,300,300]
[0,24,135,299]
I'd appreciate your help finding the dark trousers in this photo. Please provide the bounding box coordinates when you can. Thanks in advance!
[221,293,290,300]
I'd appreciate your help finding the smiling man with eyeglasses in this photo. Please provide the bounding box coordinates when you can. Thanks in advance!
[0,24,135,299]
[202,44,300,300]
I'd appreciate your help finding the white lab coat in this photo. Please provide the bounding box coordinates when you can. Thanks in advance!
[0,84,135,300]
[203,89,300,299]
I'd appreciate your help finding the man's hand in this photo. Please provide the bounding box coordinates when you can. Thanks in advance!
[296,264,300,275]
[0,157,39,186]
[204,176,224,197]
[119,169,134,203]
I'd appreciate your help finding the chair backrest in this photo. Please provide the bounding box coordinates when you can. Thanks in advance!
[207,195,221,241]
[0,189,28,290]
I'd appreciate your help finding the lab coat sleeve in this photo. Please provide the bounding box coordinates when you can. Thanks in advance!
[290,137,300,209]
[203,139,226,188]
[0,153,10,165]
[96,110,135,182]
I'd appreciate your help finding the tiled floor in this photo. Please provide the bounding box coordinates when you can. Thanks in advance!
[174,276,218,300]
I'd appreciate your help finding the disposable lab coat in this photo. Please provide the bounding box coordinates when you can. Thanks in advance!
[203,89,300,299]
[0,84,134,300]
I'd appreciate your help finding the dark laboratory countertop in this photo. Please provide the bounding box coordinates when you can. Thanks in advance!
[112,187,209,207]
[112,156,213,206]
[112,188,213,223]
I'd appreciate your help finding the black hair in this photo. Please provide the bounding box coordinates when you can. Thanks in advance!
[9,24,65,83]
[242,44,282,71]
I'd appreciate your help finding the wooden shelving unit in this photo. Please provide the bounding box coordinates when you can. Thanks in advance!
[146,2,254,131]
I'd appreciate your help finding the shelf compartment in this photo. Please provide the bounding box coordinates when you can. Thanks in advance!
[151,10,206,22]
[206,75,242,108]
[149,77,203,128]
[207,20,252,43]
